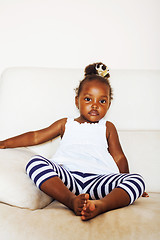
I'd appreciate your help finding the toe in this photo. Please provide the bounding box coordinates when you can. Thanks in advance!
[85,194,90,200]
[85,201,95,212]
[89,202,95,211]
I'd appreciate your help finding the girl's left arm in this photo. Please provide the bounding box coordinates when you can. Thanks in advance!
[106,121,149,197]
[106,121,129,173]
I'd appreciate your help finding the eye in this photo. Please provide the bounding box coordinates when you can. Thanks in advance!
[84,97,91,102]
[100,99,106,104]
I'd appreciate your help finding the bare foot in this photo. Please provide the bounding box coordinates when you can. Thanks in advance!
[81,199,105,221]
[72,194,89,216]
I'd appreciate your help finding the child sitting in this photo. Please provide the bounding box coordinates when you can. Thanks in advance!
[0,62,148,220]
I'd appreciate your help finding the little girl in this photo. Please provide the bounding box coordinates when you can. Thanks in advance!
[0,63,148,220]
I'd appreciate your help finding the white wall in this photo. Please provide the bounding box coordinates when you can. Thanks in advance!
[0,0,160,75]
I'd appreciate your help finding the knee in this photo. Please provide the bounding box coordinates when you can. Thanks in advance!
[126,173,146,197]
[25,155,48,176]
[25,155,55,188]
[132,173,145,187]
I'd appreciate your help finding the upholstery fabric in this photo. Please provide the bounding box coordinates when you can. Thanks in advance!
[0,193,159,240]
[0,148,52,209]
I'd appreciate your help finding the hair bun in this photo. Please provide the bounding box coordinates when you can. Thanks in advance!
[84,62,110,78]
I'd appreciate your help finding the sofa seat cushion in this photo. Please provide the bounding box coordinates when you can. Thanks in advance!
[0,193,159,240]
[0,148,52,210]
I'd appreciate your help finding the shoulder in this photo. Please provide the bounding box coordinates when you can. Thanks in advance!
[48,118,67,137]
[57,118,68,125]
[59,118,69,137]
[106,121,117,130]
[56,118,67,134]
[51,118,67,127]
[105,121,118,139]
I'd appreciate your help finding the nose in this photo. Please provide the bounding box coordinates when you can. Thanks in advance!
[91,102,99,109]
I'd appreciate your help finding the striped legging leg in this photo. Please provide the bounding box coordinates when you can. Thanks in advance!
[26,155,80,195]
[79,173,145,204]
[26,155,145,205]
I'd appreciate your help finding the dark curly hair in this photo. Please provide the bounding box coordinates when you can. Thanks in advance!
[75,62,113,101]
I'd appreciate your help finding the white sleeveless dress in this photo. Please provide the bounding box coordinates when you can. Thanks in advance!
[50,118,119,175]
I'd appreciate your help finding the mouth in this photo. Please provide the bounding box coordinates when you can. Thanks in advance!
[88,110,99,116]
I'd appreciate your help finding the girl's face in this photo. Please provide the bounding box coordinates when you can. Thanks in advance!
[75,79,111,123]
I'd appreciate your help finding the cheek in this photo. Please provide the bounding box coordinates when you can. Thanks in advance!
[100,105,109,114]
[79,102,91,111]
[80,103,88,109]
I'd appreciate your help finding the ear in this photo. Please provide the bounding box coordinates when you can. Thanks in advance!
[75,96,79,109]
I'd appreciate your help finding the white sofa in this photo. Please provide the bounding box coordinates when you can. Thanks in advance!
[0,67,160,240]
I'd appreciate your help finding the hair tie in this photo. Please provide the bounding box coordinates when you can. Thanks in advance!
[95,64,109,78]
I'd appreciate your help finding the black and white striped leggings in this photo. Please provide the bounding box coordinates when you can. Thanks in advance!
[26,155,145,205]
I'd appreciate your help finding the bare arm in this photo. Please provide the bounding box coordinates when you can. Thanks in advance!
[0,118,67,149]
[106,122,149,197]
[106,121,129,173]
